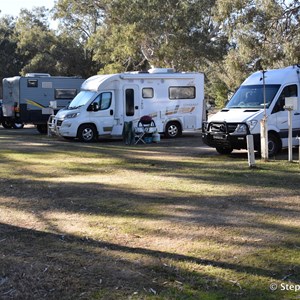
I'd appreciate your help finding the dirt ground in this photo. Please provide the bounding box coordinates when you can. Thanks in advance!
[0,126,299,300]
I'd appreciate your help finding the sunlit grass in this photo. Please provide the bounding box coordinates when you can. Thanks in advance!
[0,134,299,299]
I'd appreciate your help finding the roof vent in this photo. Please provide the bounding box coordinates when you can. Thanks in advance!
[148,68,175,74]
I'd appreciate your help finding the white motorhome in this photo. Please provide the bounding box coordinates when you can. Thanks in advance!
[2,74,84,133]
[51,68,204,142]
[202,65,300,155]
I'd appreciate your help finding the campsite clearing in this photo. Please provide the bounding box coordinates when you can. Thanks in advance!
[0,127,299,299]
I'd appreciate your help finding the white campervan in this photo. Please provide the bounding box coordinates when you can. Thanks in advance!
[202,65,300,155]
[51,68,205,142]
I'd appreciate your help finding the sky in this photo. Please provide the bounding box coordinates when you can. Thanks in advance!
[0,0,55,17]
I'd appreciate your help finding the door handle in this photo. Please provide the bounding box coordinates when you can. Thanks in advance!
[135,106,139,109]
[294,112,300,115]
[110,109,113,116]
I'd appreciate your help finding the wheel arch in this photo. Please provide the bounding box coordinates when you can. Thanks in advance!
[164,119,183,138]
[164,118,183,129]
[77,122,98,137]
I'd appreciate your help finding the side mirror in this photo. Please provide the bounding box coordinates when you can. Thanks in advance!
[93,102,99,111]
[88,102,99,111]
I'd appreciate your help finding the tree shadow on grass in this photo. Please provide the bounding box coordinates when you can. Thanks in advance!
[1,130,300,299]
[0,222,296,300]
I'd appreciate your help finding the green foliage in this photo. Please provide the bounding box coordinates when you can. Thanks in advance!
[210,0,300,94]
[89,23,148,73]
[104,0,221,71]
[1,0,300,104]
[0,16,21,89]
[11,7,93,77]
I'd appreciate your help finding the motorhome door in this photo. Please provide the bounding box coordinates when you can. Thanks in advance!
[124,85,141,123]
[88,91,115,135]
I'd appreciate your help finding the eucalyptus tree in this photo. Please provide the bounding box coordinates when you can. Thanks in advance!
[0,16,21,81]
[213,0,300,95]
[98,0,224,72]
[53,0,106,75]
[14,7,60,75]
[53,0,223,73]
[13,6,88,77]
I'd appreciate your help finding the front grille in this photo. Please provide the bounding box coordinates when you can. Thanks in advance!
[209,122,238,134]
[210,123,226,133]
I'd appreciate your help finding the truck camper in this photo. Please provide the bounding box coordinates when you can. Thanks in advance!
[2,74,84,133]
[51,68,205,142]
[202,65,300,155]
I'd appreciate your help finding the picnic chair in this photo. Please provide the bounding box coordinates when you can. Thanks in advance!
[134,115,156,144]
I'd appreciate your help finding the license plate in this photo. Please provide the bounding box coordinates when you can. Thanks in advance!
[213,135,225,140]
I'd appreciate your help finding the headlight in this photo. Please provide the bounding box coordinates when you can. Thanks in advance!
[65,112,80,119]
[246,120,258,131]
[235,124,248,133]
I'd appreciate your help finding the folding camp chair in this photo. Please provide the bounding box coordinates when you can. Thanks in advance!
[134,115,156,144]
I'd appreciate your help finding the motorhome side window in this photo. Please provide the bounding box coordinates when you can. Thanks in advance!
[142,88,154,98]
[92,92,112,110]
[169,86,196,100]
[272,85,298,113]
[55,89,77,99]
[27,80,38,87]
[125,89,134,116]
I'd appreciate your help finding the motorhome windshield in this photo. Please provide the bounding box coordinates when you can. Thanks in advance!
[226,84,280,109]
[68,91,97,109]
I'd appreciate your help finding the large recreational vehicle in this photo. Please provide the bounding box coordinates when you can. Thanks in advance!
[2,74,84,133]
[202,65,300,155]
[51,68,205,142]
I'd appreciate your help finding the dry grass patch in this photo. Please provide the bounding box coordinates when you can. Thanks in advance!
[0,129,299,299]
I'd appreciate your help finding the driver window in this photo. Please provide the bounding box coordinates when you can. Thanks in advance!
[272,85,297,113]
[91,92,112,111]
[100,92,112,110]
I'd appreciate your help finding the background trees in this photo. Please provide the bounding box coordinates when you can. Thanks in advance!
[0,16,21,95]
[0,0,299,106]
[211,0,300,105]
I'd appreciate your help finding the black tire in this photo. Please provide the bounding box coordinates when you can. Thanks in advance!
[2,121,12,129]
[12,122,24,129]
[36,124,48,134]
[216,146,233,155]
[165,121,182,138]
[268,133,281,156]
[78,124,97,142]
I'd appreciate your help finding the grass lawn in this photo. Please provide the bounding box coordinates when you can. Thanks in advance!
[0,128,299,299]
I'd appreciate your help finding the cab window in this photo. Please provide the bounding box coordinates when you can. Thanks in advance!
[92,92,112,111]
[272,85,297,113]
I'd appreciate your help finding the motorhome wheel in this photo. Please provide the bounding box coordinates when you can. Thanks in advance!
[78,124,97,142]
[165,121,182,138]
[2,121,12,129]
[37,124,48,134]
